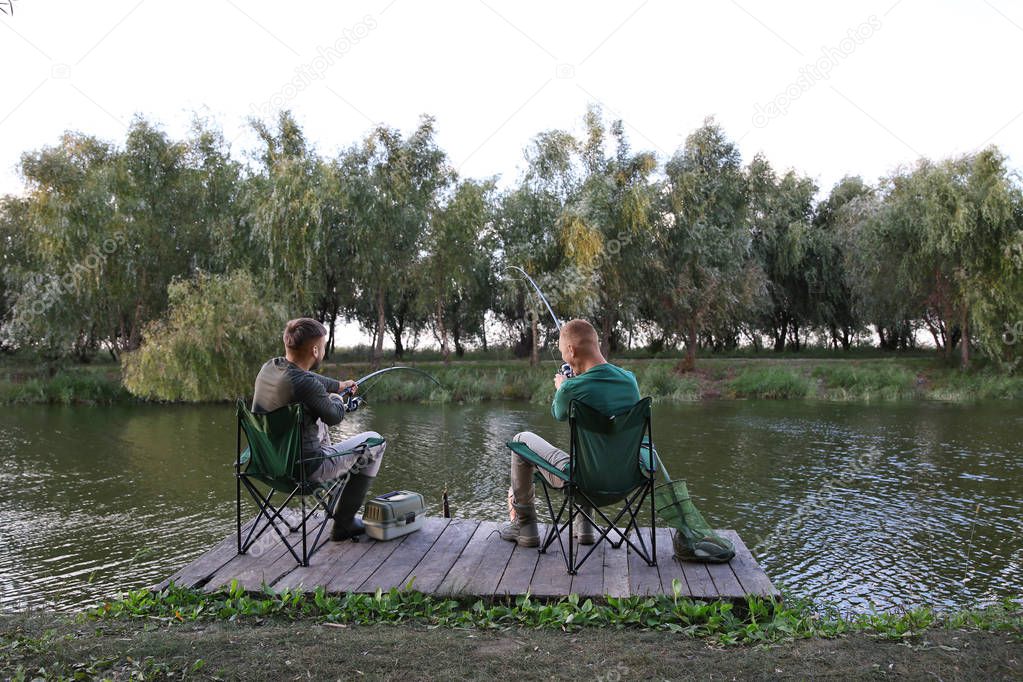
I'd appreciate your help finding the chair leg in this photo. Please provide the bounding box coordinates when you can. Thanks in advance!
[649,479,657,567]
[537,480,565,554]
[566,486,576,575]
[300,494,308,567]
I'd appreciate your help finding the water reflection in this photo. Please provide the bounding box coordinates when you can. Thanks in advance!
[0,400,1020,612]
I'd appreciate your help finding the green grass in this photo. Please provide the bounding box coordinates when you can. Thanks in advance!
[5,350,1023,405]
[79,582,1021,646]
[726,366,813,399]
[811,363,920,400]
[0,367,132,405]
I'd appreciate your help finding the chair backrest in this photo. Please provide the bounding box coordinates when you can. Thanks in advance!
[569,397,654,507]
[237,399,304,482]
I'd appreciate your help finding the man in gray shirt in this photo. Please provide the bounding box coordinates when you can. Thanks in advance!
[252,317,386,541]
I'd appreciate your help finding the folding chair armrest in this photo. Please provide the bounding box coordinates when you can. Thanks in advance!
[300,436,387,464]
[506,441,570,481]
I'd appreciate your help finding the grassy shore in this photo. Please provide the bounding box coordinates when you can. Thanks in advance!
[2,585,1020,680]
[4,350,1023,405]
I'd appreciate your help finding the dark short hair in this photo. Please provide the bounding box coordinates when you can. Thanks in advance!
[283,317,327,350]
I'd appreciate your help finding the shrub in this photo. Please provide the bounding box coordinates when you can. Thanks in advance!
[122,271,288,402]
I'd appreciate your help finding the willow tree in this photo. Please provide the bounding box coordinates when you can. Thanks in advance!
[122,270,286,401]
[345,116,451,367]
[247,111,326,314]
[496,129,580,364]
[561,106,657,357]
[812,176,871,350]
[748,155,818,351]
[920,148,1023,368]
[654,119,761,371]
[422,177,498,363]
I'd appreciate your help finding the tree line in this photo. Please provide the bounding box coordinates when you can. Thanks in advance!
[3,106,1022,372]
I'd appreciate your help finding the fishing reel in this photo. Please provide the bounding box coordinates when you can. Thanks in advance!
[559,362,574,379]
[339,394,364,413]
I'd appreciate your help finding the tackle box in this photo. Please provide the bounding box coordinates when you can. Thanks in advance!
[362,490,426,541]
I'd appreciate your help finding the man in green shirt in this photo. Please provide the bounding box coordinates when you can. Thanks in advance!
[499,319,641,547]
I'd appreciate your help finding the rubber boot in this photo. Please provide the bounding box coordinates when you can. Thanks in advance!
[499,502,540,547]
[330,473,374,541]
[574,504,597,545]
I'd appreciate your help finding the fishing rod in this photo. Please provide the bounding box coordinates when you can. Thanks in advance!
[337,366,442,412]
[505,265,563,331]
[505,265,574,378]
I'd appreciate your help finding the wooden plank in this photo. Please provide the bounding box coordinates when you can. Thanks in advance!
[274,529,374,591]
[156,516,775,603]
[216,518,337,593]
[706,557,744,599]
[654,527,689,598]
[677,551,719,601]
[568,537,605,598]
[626,528,662,596]
[443,523,515,597]
[154,515,258,591]
[526,525,574,598]
[437,521,494,596]
[357,517,451,593]
[327,531,407,593]
[201,510,305,592]
[719,529,780,598]
[601,532,630,598]
[401,518,479,594]
[494,541,540,596]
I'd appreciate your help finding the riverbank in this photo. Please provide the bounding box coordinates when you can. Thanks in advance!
[4,352,1023,405]
[2,586,1020,680]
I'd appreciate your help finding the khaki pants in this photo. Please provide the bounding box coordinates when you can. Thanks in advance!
[507,431,569,520]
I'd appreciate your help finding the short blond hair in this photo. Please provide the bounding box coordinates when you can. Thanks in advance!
[561,318,599,353]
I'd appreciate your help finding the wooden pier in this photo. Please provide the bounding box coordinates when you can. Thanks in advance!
[156,513,779,602]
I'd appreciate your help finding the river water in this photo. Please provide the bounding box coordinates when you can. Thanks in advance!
[0,400,1020,612]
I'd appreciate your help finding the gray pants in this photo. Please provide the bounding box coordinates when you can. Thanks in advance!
[507,431,569,517]
[310,423,387,482]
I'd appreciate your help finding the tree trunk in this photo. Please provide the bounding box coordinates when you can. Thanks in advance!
[373,289,385,369]
[600,315,613,359]
[436,297,450,365]
[325,308,337,359]
[960,306,970,369]
[529,313,539,367]
[676,318,698,372]
[773,317,788,352]
[452,321,465,358]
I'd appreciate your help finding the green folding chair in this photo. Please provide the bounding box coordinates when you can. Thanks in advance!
[235,400,385,567]
[506,397,657,575]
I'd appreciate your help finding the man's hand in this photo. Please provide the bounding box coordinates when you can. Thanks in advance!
[554,373,566,391]
[338,379,358,394]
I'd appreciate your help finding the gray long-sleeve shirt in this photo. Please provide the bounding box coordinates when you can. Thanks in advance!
[252,357,343,477]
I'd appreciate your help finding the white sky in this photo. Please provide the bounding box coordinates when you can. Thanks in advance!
[2,0,1022,347]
